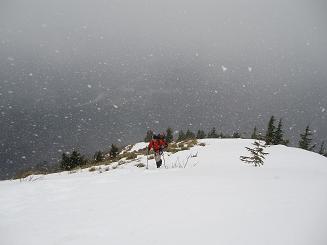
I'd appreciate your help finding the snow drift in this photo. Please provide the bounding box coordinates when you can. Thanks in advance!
[1,139,327,245]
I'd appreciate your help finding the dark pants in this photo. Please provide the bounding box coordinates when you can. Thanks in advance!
[154,152,162,168]
[156,159,162,168]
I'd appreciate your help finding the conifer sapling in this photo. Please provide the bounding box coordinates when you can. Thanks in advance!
[240,140,269,167]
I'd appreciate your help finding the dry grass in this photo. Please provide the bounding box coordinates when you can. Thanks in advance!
[125,152,138,160]
[14,170,37,180]
[165,139,198,154]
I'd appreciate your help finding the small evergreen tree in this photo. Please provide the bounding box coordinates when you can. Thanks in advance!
[185,129,196,140]
[110,144,119,158]
[60,153,70,170]
[196,129,206,139]
[251,126,258,139]
[298,125,315,151]
[232,132,241,138]
[177,130,186,141]
[70,150,86,168]
[240,140,269,167]
[265,116,276,145]
[207,127,218,138]
[166,127,174,143]
[318,141,326,156]
[60,150,87,170]
[144,130,153,142]
[94,150,104,162]
[273,119,284,145]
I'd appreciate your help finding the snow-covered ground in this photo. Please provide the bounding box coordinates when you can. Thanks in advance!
[129,142,148,152]
[1,139,327,245]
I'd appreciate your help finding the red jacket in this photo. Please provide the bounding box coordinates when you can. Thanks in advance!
[148,139,168,152]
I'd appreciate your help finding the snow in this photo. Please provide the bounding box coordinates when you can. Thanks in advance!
[1,139,327,245]
[130,142,148,152]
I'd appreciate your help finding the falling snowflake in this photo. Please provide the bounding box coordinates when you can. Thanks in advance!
[113,104,118,109]
[248,67,252,72]
[87,84,92,88]
[221,65,227,72]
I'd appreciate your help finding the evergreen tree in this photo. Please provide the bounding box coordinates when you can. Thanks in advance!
[240,140,269,167]
[177,130,186,142]
[265,116,276,145]
[185,129,196,140]
[196,129,206,139]
[60,150,87,170]
[166,127,174,143]
[110,144,119,158]
[273,119,284,145]
[94,150,104,162]
[298,125,316,151]
[70,150,86,167]
[207,127,218,138]
[251,126,258,139]
[144,130,153,142]
[232,132,241,138]
[60,153,70,170]
[318,141,326,156]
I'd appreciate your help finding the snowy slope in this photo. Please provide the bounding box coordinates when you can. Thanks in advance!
[1,139,327,245]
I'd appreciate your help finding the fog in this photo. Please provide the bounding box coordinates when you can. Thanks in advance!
[1,0,326,179]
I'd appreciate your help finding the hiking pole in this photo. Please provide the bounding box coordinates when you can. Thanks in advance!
[146,148,149,169]
[162,152,167,169]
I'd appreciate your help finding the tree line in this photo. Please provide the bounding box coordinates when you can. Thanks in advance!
[145,115,326,157]
[59,144,119,171]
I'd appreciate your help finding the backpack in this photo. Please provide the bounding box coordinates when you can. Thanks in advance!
[153,133,165,140]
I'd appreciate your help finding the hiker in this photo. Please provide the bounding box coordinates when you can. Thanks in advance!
[148,133,168,168]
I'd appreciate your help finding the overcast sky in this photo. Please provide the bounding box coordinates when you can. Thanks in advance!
[0,0,326,179]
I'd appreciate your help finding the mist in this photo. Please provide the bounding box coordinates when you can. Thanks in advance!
[0,0,326,179]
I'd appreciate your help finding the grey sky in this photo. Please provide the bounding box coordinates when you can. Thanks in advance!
[0,0,326,179]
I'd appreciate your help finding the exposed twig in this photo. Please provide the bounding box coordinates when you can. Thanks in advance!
[183,154,192,168]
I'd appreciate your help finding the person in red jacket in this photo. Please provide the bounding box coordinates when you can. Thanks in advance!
[148,133,168,168]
